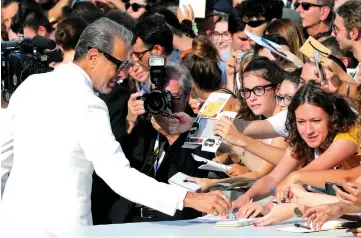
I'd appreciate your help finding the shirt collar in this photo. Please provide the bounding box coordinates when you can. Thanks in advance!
[68,63,93,89]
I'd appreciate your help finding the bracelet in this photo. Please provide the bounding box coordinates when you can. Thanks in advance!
[346,81,351,97]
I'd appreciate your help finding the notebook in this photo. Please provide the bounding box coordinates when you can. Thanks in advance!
[168,172,201,192]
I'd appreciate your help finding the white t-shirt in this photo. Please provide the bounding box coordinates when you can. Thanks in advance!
[266,110,288,138]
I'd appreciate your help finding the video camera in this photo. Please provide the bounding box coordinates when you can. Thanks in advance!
[138,55,173,116]
[1,35,60,102]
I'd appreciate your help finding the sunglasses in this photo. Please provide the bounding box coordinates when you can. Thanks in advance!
[294,1,324,11]
[125,2,146,12]
[88,47,130,72]
[243,19,268,28]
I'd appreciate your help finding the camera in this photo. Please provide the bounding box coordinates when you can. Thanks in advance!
[1,35,61,102]
[138,55,173,115]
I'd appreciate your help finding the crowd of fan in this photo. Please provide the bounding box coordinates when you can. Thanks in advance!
[2,0,361,235]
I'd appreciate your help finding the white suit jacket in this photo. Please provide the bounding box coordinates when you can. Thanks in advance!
[0,63,187,236]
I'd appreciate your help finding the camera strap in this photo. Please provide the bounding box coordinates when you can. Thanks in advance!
[140,133,166,177]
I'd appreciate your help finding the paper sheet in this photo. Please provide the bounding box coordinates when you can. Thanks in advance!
[277,221,345,233]
[168,172,200,192]
[192,214,257,227]
[299,36,332,59]
[192,154,231,174]
[179,0,206,18]
[244,30,303,67]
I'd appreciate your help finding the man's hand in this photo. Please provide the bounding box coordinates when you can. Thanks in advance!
[127,92,145,121]
[184,191,231,216]
[214,116,246,147]
[335,181,361,206]
[151,115,180,145]
[302,203,344,231]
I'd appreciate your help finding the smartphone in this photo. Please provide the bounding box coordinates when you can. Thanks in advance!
[313,51,327,86]
[325,182,348,196]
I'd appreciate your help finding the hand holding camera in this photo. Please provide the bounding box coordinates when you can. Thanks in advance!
[127,92,146,123]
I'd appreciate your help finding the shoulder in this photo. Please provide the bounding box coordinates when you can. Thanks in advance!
[334,126,360,145]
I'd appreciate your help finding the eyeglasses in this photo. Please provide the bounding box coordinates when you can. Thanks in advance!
[239,84,276,99]
[125,2,146,12]
[242,19,268,28]
[294,1,324,11]
[172,92,186,103]
[88,47,130,72]
[131,46,154,62]
[275,95,293,106]
[211,31,231,40]
[331,24,347,34]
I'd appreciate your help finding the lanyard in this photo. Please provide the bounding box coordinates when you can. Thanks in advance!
[140,133,166,177]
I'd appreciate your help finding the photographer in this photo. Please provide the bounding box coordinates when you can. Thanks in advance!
[109,62,209,223]
[126,15,175,132]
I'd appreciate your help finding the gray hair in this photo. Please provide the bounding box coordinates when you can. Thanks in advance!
[74,17,133,61]
[165,62,193,94]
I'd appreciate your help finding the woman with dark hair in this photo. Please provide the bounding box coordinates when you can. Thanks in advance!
[55,16,88,65]
[181,35,240,115]
[238,57,285,121]
[62,1,103,24]
[125,0,157,19]
[231,82,360,226]
[187,58,288,187]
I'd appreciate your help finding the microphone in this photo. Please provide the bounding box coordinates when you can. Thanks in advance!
[1,40,22,49]
[31,35,56,50]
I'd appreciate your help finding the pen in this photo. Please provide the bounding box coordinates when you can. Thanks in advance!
[294,223,311,230]
[228,211,237,220]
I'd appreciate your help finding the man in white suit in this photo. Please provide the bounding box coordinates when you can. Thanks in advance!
[0,18,230,236]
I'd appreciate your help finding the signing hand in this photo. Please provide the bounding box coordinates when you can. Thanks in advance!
[184,191,231,216]
[335,181,361,206]
[214,116,246,147]
[302,203,344,231]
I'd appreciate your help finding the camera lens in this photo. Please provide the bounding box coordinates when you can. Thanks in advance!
[144,91,167,114]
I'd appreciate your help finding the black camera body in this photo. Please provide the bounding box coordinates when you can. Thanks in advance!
[138,55,173,115]
[1,35,60,102]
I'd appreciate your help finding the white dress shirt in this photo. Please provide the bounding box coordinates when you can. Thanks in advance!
[0,63,187,237]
